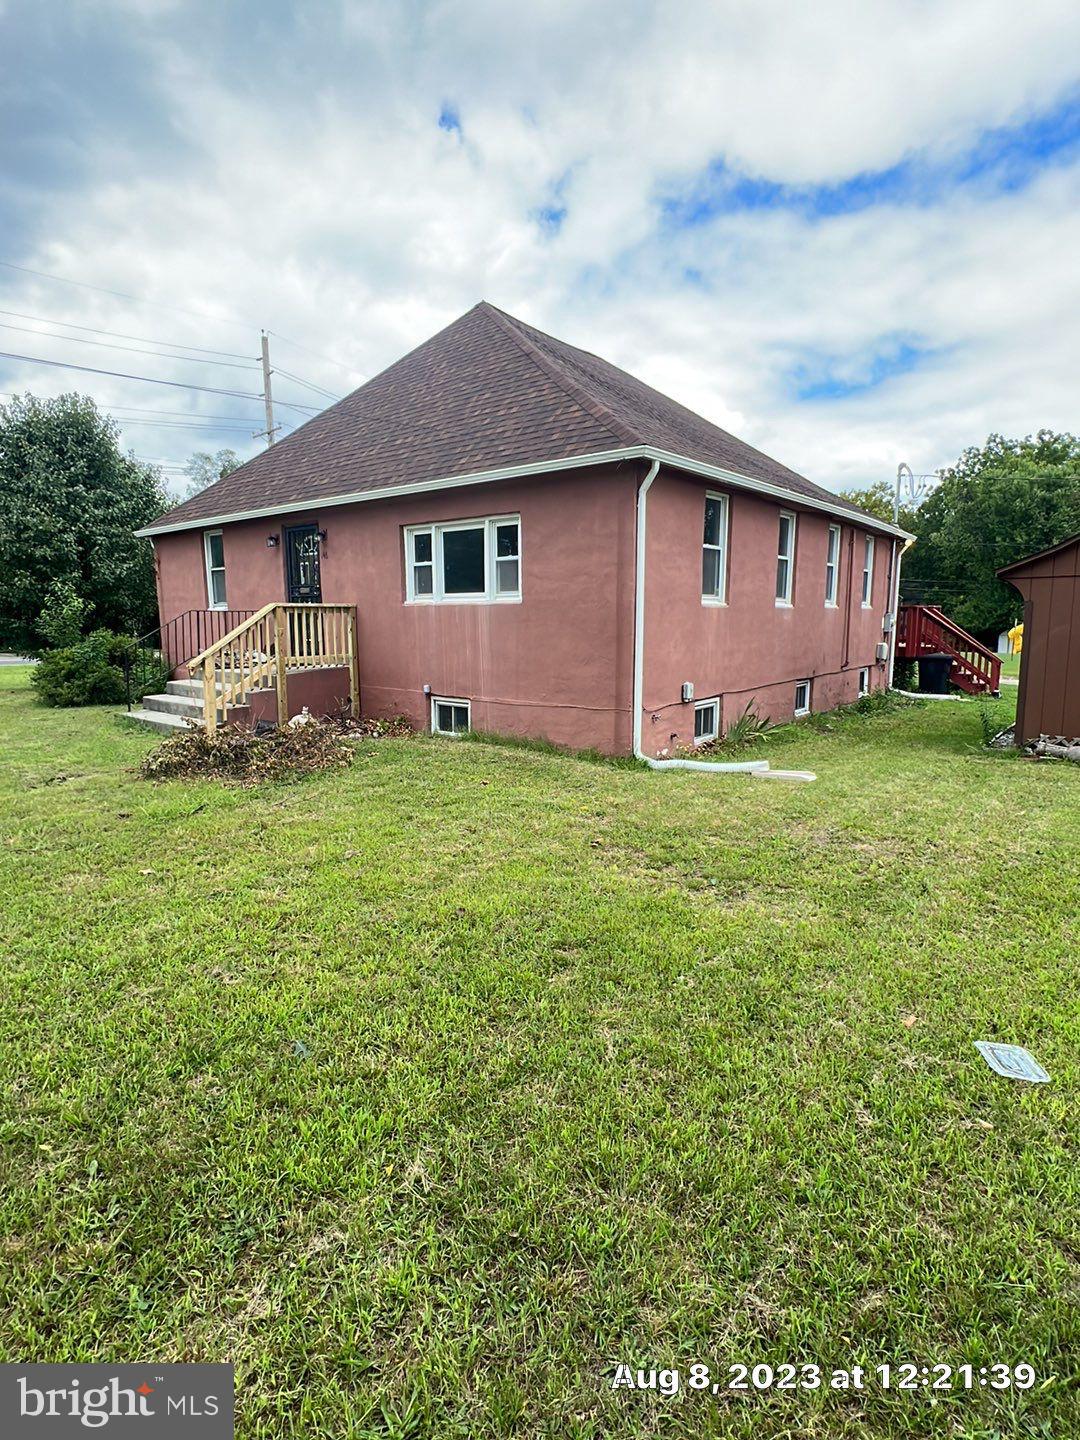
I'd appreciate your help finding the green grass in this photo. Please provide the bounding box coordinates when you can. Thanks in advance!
[1,669,1077,1439]
[1000,652,1021,680]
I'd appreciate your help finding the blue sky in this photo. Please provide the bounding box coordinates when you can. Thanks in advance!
[2,0,1079,494]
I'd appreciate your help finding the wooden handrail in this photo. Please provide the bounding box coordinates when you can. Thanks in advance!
[189,601,277,669]
[195,603,359,732]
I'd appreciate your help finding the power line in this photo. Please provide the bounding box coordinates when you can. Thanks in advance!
[0,308,254,360]
[0,258,254,331]
[274,364,341,402]
[0,348,322,413]
[0,349,268,401]
[269,330,359,378]
[0,319,259,370]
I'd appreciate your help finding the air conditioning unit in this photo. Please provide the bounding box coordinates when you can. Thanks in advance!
[875,642,889,662]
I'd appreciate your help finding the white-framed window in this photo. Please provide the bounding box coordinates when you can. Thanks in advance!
[405,515,521,603]
[694,697,719,744]
[861,535,875,607]
[203,529,226,609]
[825,524,841,606]
[794,679,811,716]
[431,696,471,735]
[858,667,870,695]
[701,492,729,603]
[776,510,796,605]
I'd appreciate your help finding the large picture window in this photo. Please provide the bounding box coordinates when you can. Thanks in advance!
[776,510,796,605]
[405,515,522,603]
[701,492,729,603]
[204,529,226,609]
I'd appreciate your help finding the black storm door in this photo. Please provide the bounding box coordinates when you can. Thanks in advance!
[284,525,322,603]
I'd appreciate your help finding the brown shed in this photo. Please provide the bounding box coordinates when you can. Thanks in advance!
[998,532,1080,743]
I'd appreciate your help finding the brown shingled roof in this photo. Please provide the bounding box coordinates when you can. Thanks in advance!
[143,301,889,532]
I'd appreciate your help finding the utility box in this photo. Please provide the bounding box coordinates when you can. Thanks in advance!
[681,681,694,702]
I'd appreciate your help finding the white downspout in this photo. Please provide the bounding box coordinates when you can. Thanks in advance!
[888,536,915,688]
[631,459,782,776]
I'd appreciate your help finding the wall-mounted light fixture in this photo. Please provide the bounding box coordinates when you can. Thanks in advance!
[266,534,279,549]
[318,528,328,556]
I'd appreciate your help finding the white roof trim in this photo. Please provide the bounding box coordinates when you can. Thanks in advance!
[136,445,913,541]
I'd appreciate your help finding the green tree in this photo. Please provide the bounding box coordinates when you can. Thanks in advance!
[0,393,169,653]
[842,479,919,532]
[183,447,240,498]
[902,431,1080,637]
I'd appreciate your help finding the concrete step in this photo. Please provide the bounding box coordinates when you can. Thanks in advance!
[125,707,197,734]
[166,679,201,698]
[142,692,203,718]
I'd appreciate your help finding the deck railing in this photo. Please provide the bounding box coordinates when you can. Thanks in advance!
[896,603,1001,694]
[189,603,359,732]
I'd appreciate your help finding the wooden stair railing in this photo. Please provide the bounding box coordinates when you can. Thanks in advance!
[896,603,1001,694]
[188,603,359,732]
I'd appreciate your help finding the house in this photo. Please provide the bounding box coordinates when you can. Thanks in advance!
[135,302,911,756]
[998,533,1080,745]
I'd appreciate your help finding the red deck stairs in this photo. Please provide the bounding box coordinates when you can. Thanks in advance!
[895,604,1002,695]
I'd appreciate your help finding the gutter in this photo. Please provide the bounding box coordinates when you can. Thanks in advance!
[630,460,813,781]
[136,444,915,543]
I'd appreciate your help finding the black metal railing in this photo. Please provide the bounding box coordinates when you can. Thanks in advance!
[123,608,255,710]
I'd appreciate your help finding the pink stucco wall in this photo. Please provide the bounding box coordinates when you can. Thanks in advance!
[154,464,639,752]
[641,468,895,755]
[151,460,896,756]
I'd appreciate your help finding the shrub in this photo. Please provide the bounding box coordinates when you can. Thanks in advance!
[139,718,357,786]
[31,629,130,707]
[35,579,87,652]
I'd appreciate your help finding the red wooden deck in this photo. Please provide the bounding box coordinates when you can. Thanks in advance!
[895,604,1002,695]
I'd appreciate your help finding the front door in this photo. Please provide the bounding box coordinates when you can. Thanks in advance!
[284,525,322,603]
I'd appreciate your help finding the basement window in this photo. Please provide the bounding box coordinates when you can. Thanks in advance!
[859,667,870,695]
[204,529,227,609]
[794,679,811,716]
[694,698,719,744]
[405,516,521,603]
[432,696,471,736]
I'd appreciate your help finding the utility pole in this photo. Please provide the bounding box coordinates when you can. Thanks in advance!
[259,331,278,447]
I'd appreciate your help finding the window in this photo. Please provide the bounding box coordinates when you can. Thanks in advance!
[405,516,521,603]
[794,679,811,716]
[825,524,841,606]
[204,530,226,608]
[776,511,796,605]
[861,535,875,607]
[431,696,470,735]
[694,698,719,744]
[858,667,870,695]
[701,492,729,603]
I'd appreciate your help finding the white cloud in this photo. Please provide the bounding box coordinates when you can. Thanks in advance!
[2,0,1079,493]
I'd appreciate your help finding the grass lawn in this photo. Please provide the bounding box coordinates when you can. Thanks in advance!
[1,666,1077,1439]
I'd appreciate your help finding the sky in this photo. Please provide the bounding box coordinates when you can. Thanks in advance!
[1,0,1079,498]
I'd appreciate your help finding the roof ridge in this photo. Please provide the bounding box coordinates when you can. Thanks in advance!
[477,302,638,448]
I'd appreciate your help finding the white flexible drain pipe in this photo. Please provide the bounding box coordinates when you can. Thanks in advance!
[631,460,814,780]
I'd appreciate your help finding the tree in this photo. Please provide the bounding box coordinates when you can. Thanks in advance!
[184,448,240,498]
[902,431,1080,637]
[0,393,169,652]
[842,479,919,532]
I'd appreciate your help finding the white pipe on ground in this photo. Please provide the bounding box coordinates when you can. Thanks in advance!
[631,459,812,780]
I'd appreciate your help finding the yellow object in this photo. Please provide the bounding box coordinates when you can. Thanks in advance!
[1007,622,1023,655]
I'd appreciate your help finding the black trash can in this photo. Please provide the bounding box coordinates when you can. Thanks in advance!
[918,653,953,693]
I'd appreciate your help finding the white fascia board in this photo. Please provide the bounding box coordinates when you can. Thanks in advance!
[135,444,913,541]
